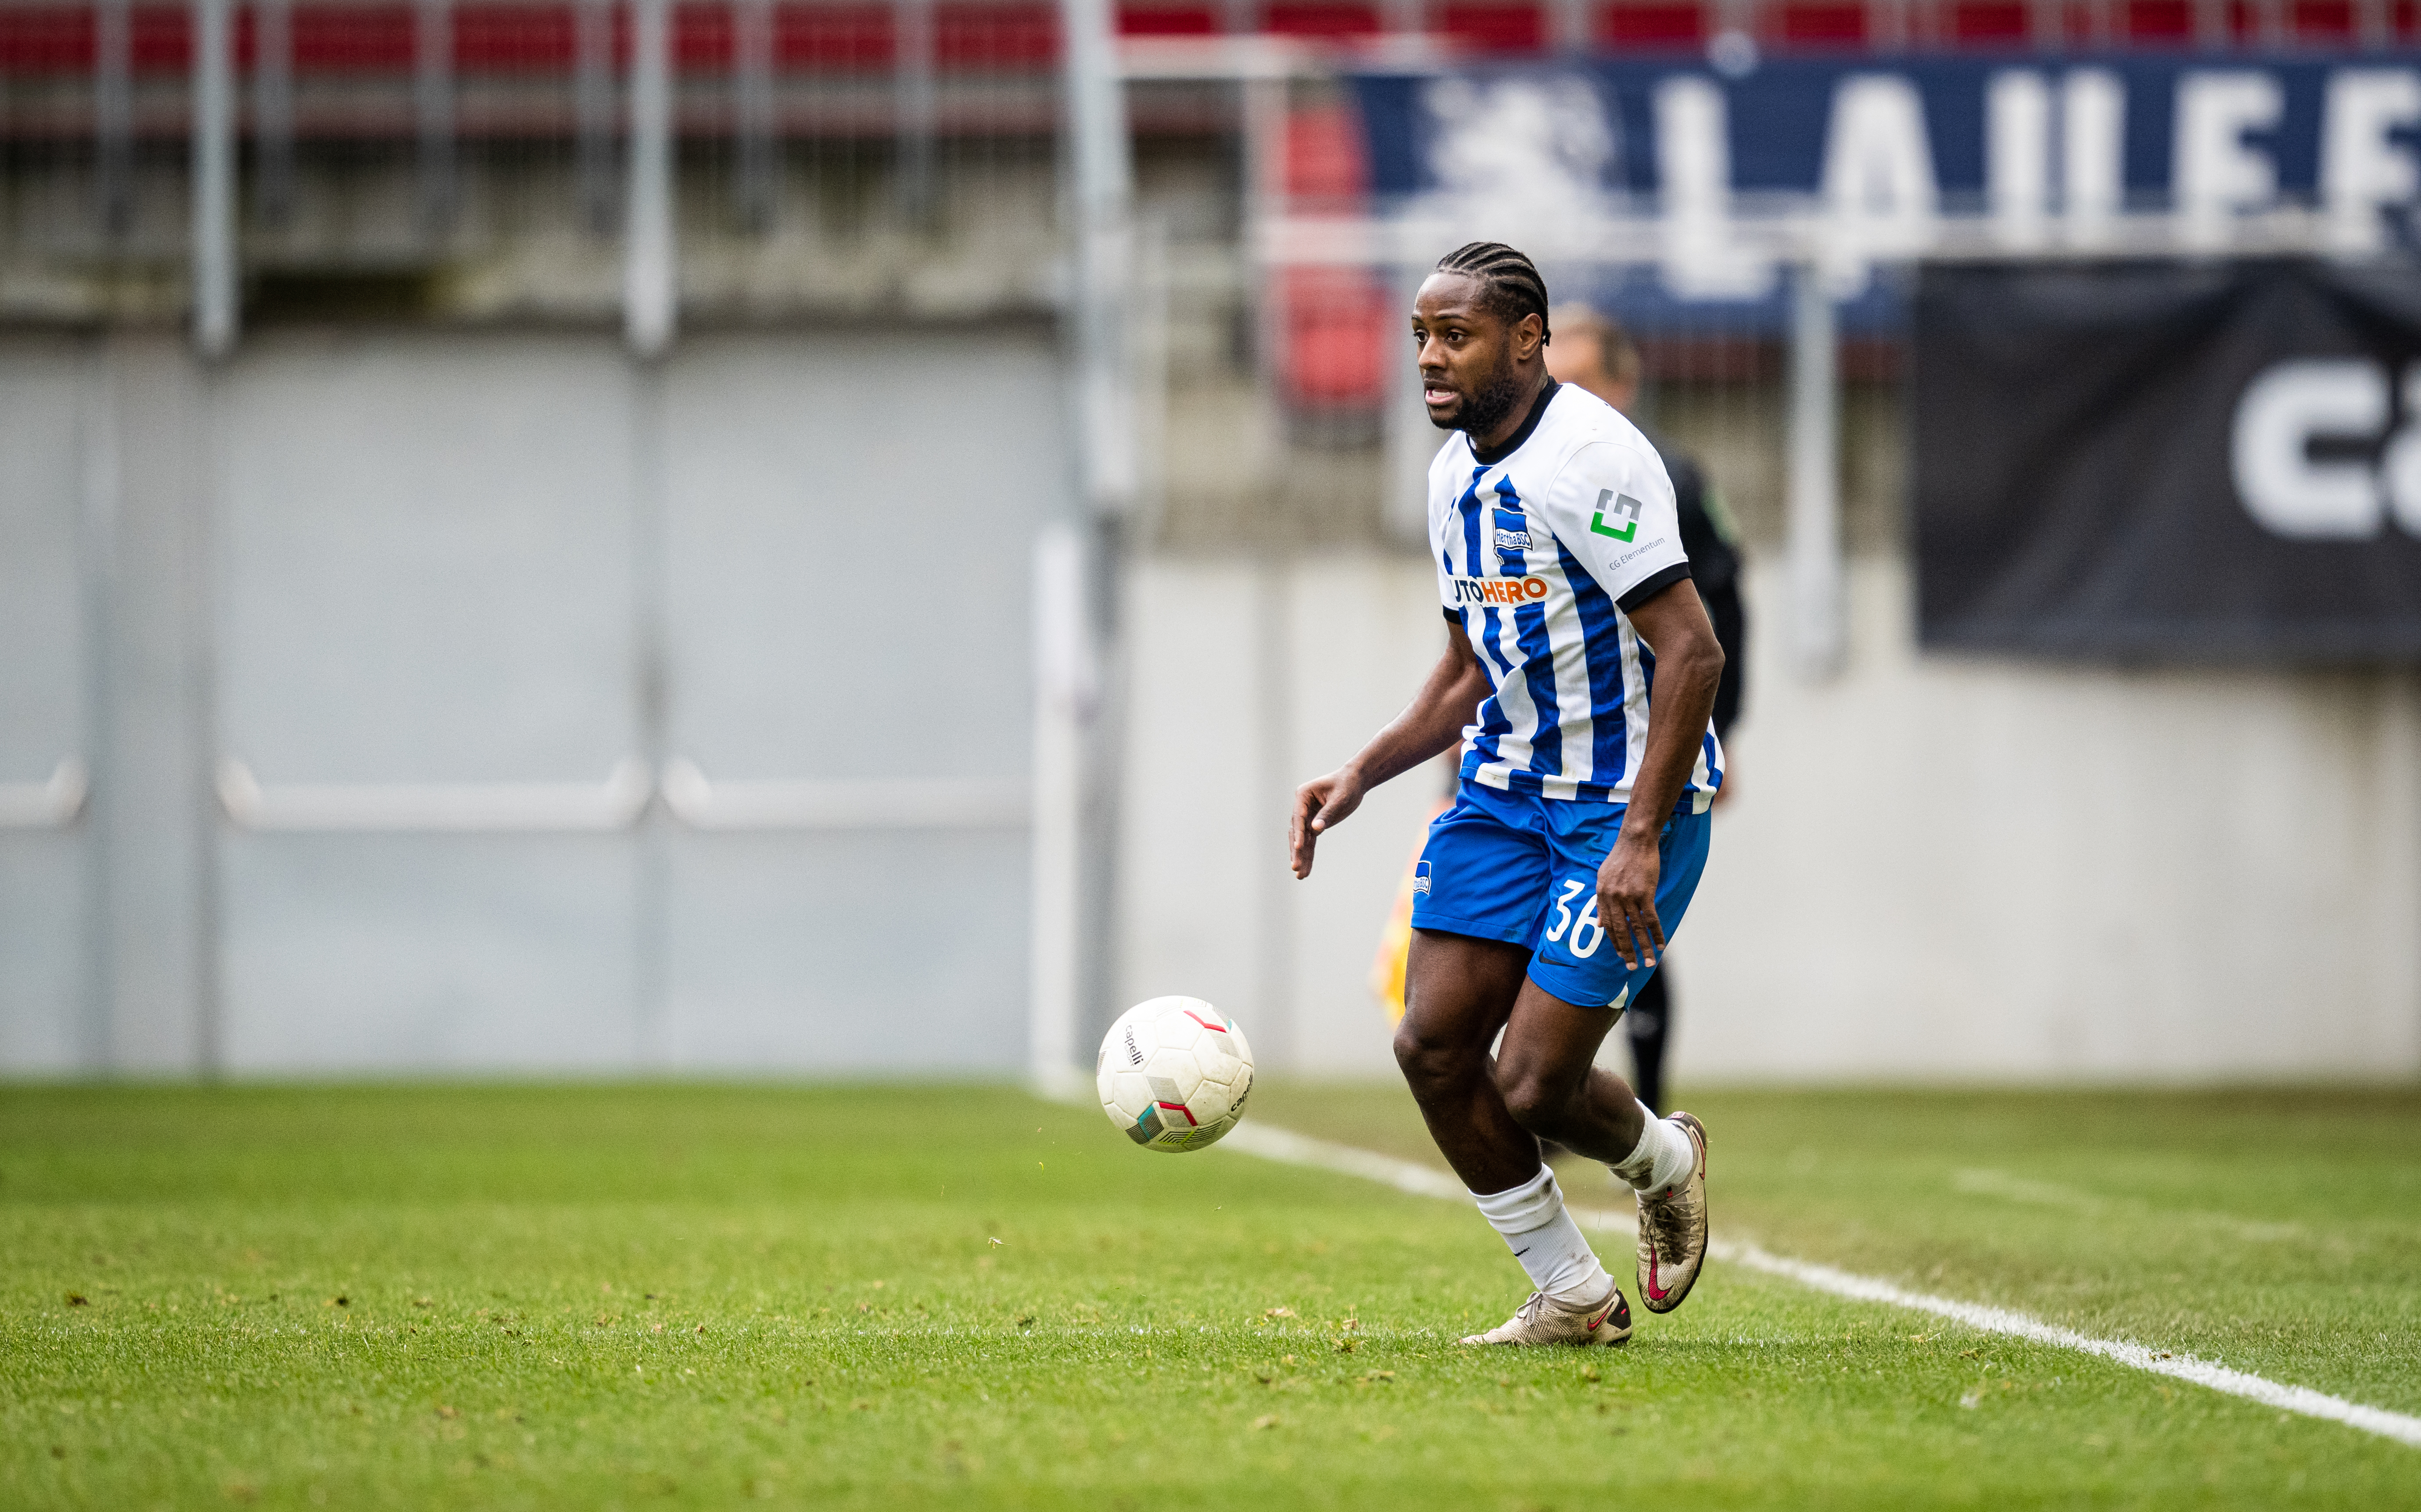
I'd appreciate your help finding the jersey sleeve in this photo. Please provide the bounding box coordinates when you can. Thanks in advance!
[1429,447,1463,623]
[1536,438,1691,612]
[1434,516,1458,623]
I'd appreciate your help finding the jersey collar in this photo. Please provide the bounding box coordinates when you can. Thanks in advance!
[1467,379,1559,468]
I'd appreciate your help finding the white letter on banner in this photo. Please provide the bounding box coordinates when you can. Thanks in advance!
[2175,71,2284,251]
[2321,70,2421,252]
[2062,69,2124,244]
[1655,75,1773,299]
[2231,359,2387,540]
[2385,365,2421,537]
[1819,74,1938,293]
[1988,71,2052,250]
[1656,75,1728,220]
[1423,74,1615,246]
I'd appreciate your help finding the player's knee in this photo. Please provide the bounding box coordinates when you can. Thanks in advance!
[1496,1065,1576,1136]
[1391,1020,1466,1094]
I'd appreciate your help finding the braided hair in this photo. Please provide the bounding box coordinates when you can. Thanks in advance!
[1434,241,1551,345]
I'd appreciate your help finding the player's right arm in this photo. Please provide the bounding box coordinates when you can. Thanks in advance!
[1288,626,1486,880]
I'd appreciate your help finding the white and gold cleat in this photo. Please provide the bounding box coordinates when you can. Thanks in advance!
[1636,1111,1709,1315]
[1456,1279,1632,1347]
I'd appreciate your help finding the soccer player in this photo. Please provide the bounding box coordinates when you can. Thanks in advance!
[1546,305,1750,1115]
[1288,244,1722,1348]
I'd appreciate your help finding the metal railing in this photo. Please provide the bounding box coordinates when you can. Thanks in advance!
[7,2,2411,355]
[213,757,1032,831]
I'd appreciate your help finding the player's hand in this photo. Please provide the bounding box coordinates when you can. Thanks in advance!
[1596,830,1664,969]
[1289,768,1367,880]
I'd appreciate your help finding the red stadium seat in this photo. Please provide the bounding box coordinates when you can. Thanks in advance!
[2291,0,2357,41]
[1285,101,1367,200]
[1778,2,1868,44]
[777,6,898,71]
[1284,269,1390,406]
[1598,2,1707,47]
[1280,105,1384,412]
[449,7,577,70]
[0,7,96,72]
[2121,0,2195,41]
[1264,1,1384,38]
[936,3,1058,67]
[1118,2,1224,34]
[288,6,411,71]
[1438,0,1547,50]
[1944,0,2029,41]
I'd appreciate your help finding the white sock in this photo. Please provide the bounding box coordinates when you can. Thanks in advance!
[1609,1102,1695,1195]
[1471,1166,1611,1305]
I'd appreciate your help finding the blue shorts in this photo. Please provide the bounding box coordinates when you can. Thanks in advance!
[1408,778,1713,1011]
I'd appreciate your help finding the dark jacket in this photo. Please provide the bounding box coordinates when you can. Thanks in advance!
[1646,436,1747,742]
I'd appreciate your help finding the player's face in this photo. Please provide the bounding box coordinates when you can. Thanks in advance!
[1411,274,1534,436]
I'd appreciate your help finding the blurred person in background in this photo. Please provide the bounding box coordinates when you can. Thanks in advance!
[1546,307,1748,1115]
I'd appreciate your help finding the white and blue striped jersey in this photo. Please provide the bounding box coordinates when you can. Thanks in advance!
[1431,381,1724,806]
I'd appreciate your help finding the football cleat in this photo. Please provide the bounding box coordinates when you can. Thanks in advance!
[1456,1280,1632,1347]
[1636,1111,1708,1315]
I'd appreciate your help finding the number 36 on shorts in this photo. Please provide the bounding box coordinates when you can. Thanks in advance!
[1541,877,1606,959]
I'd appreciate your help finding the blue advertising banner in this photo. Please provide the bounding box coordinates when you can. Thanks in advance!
[1334,54,2421,319]
[1351,54,2421,206]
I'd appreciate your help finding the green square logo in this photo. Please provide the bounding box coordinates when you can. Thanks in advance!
[1590,489,1643,542]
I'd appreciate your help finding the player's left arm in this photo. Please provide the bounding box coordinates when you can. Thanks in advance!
[1535,437,1723,971]
[1596,580,1723,970]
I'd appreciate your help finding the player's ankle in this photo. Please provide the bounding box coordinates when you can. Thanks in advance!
[1472,1166,1608,1300]
[1545,1261,1615,1308]
[1609,1101,1694,1194]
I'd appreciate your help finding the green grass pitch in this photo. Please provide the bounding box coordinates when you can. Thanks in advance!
[4,1081,2417,1509]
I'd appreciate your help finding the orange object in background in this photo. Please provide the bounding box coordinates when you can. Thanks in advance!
[1369,799,1450,1024]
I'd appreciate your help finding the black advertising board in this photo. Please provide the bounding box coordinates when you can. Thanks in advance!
[1912,258,2421,661]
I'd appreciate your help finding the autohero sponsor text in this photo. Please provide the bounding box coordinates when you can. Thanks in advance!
[1450,575,1552,607]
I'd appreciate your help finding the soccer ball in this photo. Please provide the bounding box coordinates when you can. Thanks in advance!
[1097,996,1255,1152]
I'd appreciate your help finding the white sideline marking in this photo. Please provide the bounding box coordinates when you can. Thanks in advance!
[1221,1122,2421,1449]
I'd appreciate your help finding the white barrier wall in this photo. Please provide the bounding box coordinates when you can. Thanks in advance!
[9,328,2414,1084]
[1114,555,1445,1076]
[0,329,1065,1078]
[1116,550,2421,1083]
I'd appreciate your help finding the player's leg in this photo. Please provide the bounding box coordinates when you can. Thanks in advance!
[1394,928,1537,1193]
[1625,968,1670,1114]
[1396,783,1630,1345]
[1517,800,1716,1314]
[1492,980,1654,1166]
[1497,975,1708,1323]
[1394,783,1553,1193]
[1395,935,1628,1347]
[1508,804,1709,1168]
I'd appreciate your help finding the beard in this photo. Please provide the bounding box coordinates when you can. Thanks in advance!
[1434,350,1528,437]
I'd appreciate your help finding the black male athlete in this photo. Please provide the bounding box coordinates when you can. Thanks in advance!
[1288,244,1725,1347]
